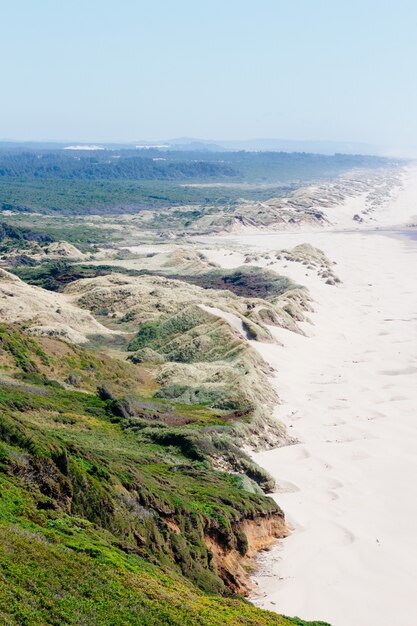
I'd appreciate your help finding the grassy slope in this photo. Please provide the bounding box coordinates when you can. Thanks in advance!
[0,473,328,626]
[0,497,325,626]
[0,325,330,625]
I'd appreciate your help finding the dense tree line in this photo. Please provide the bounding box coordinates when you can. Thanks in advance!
[0,221,54,243]
[0,152,238,180]
[0,149,399,183]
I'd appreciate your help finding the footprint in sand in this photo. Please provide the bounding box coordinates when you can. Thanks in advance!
[318,522,355,547]
[276,479,300,494]
[327,433,377,444]
[327,490,340,501]
[323,477,344,490]
[297,446,311,461]
[289,446,310,460]
[311,490,340,505]
[333,523,355,546]
[310,521,355,547]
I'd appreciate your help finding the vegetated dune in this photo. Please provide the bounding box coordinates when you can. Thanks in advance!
[0,268,333,625]
[36,240,86,260]
[63,263,313,446]
[158,246,219,273]
[0,237,311,449]
[242,243,341,285]
[0,243,321,450]
[7,240,86,261]
[0,219,86,261]
[0,245,314,449]
[219,167,401,233]
[86,242,332,291]
[45,166,394,241]
[123,165,402,236]
[0,242,324,463]
[86,246,222,274]
[67,246,312,331]
[65,271,308,334]
[0,267,114,344]
[0,324,305,625]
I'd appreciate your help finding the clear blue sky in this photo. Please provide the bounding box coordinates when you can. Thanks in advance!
[1,0,417,147]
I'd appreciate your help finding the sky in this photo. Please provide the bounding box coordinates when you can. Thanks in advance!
[1,0,417,149]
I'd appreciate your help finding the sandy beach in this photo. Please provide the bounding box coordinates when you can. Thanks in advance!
[202,167,417,625]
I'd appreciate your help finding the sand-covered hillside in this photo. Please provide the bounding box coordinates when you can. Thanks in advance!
[0,267,113,344]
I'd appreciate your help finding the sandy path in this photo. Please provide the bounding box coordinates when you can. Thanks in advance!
[199,171,417,625]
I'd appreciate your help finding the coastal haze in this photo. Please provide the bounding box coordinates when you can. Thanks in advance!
[3,1,417,625]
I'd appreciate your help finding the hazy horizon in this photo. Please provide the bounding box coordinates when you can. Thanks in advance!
[0,136,414,159]
[3,0,417,152]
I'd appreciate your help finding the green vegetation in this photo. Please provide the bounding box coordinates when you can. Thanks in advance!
[0,325,49,373]
[0,494,328,625]
[10,261,123,291]
[0,221,54,254]
[0,149,398,218]
[0,324,156,395]
[0,145,347,623]
[128,305,245,363]
[0,213,119,248]
[10,261,297,302]
[0,149,393,184]
[0,151,237,181]
[154,384,243,411]
[0,324,331,624]
[0,215,121,257]
[0,177,265,214]
[169,266,298,300]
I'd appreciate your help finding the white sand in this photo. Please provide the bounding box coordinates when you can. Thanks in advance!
[198,303,247,337]
[320,165,417,229]
[202,167,417,625]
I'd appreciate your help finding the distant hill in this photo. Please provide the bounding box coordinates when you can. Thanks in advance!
[212,137,381,155]
[137,137,385,155]
[0,137,392,155]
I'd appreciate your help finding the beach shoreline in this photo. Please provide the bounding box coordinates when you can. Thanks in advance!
[201,168,417,625]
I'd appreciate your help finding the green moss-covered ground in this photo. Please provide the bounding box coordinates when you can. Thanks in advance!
[0,324,330,625]
[0,500,327,625]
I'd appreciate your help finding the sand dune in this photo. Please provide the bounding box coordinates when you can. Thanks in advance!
[203,167,417,625]
[0,268,114,343]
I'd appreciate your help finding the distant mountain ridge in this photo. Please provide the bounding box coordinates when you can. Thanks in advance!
[0,137,393,156]
[133,137,390,155]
